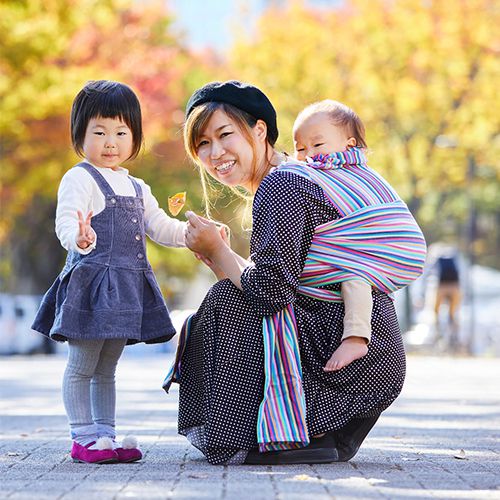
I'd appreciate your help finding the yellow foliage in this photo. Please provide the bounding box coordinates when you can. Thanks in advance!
[229,0,500,209]
[0,0,219,290]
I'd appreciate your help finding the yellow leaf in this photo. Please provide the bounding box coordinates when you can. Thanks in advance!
[168,191,187,216]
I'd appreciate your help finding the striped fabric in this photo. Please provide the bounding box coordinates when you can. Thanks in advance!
[287,149,401,216]
[298,201,427,301]
[257,305,309,451]
[256,148,426,451]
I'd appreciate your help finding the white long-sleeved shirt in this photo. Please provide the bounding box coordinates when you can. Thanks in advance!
[56,162,187,254]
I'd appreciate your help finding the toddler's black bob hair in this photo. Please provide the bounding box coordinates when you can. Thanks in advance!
[71,80,143,159]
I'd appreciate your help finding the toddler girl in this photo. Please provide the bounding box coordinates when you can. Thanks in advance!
[293,100,426,371]
[32,80,186,463]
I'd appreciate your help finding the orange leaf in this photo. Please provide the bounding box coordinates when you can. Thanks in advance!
[168,191,186,216]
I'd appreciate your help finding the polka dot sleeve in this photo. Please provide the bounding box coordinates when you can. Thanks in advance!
[240,171,317,315]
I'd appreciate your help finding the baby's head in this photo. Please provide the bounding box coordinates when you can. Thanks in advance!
[293,100,367,161]
[71,80,143,159]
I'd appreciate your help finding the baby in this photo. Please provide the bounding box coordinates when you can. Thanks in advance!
[293,100,421,371]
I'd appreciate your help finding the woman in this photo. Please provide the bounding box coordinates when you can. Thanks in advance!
[163,80,406,465]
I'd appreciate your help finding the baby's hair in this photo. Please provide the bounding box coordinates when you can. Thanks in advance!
[294,99,367,148]
[71,80,143,159]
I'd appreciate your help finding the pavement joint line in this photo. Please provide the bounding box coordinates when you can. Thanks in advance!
[166,449,188,500]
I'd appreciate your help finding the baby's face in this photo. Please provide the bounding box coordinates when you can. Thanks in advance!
[293,112,352,161]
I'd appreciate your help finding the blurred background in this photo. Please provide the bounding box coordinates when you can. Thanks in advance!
[1,0,499,357]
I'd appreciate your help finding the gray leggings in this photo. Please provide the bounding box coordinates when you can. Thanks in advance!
[63,338,127,442]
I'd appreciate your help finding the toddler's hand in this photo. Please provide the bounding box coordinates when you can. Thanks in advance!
[218,223,230,245]
[76,210,95,249]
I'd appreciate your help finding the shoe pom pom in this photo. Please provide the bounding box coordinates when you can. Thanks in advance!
[95,436,114,450]
[121,436,138,449]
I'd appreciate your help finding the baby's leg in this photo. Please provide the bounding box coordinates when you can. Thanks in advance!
[324,280,372,372]
[92,338,127,440]
[63,338,105,445]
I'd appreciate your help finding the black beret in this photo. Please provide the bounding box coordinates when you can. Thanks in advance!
[186,80,278,145]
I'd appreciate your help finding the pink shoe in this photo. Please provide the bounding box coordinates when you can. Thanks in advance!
[71,438,118,464]
[114,436,142,463]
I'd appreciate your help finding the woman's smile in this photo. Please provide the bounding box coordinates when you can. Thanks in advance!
[214,160,236,174]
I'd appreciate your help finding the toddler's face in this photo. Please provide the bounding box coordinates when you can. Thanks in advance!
[83,116,133,170]
[293,112,354,161]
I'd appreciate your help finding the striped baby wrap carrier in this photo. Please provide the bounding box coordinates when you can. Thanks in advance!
[256,148,427,452]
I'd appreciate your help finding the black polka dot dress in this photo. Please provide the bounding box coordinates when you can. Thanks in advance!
[177,170,406,465]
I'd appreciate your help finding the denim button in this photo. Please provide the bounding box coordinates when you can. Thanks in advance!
[135,234,141,241]
[132,217,138,223]
[110,198,116,204]
[129,200,133,205]
[137,253,144,259]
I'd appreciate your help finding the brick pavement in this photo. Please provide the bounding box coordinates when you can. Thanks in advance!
[0,353,499,499]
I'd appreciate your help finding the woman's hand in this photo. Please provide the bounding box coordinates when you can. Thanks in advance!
[185,211,227,259]
[76,210,95,249]
[191,220,231,280]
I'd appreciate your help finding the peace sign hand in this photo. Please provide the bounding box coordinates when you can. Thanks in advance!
[76,210,95,249]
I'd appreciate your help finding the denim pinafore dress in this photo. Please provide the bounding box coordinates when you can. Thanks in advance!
[32,162,176,344]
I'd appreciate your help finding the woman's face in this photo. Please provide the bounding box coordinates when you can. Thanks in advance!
[195,109,264,192]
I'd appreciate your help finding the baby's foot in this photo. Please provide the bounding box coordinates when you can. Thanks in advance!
[323,337,368,372]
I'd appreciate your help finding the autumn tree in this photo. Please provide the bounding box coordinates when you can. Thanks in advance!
[230,0,500,267]
[0,0,219,294]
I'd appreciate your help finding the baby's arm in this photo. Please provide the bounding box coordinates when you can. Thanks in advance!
[141,181,187,247]
[341,279,372,343]
[56,169,97,254]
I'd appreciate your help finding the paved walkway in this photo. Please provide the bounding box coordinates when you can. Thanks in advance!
[0,353,499,500]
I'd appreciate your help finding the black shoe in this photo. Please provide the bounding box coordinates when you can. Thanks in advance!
[332,414,380,462]
[244,434,339,465]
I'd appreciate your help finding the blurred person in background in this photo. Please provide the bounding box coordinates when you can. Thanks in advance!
[434,247,461,325]
[426,242,462,351]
